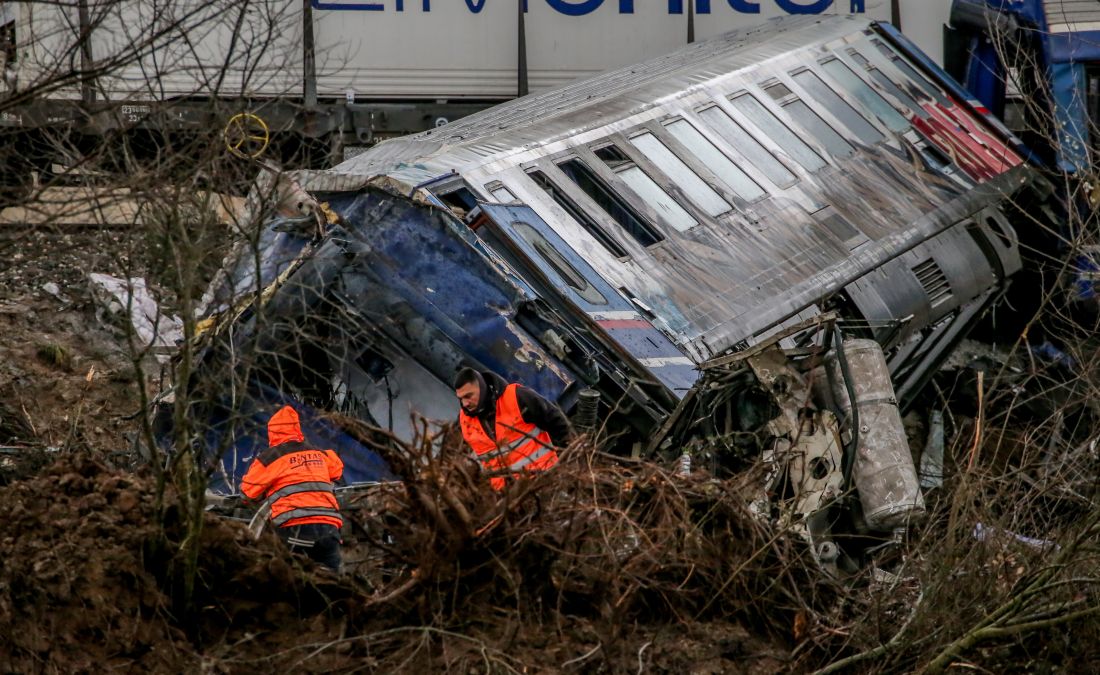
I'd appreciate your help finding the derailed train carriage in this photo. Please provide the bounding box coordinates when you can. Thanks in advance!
[177,15,1054,570]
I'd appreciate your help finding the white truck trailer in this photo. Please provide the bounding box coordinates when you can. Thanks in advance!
[0,0,949,173]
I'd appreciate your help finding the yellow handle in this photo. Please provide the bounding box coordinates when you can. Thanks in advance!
[223,112,271,159]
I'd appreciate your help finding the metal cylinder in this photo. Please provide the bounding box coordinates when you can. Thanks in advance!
[828,339,925,531]
[573,387,601,435]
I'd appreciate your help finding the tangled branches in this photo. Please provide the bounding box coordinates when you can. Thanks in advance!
[327,414,840,670]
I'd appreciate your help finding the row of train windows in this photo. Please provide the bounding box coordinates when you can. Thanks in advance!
[489,39,952,258]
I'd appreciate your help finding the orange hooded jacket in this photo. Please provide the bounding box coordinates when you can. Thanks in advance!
[240,405,344,529]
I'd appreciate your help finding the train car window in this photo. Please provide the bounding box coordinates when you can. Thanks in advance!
[438,188,478,212]
[525,169,629,258]
[791,69,884,146]
[664,118,766,201]
[871,39,952,107]
[513,221,609,305]
[765,82,793,99]
[485,182,516,203]
[629,131,732,218]
[764,81,854,159]
[557,156,667,245]
[729,93,826,171]
[820,58,910,133]
[589,145,697,233]
[846,48,927,118]
[697,105,797,187]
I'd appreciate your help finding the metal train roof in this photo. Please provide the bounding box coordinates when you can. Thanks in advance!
[286,11,1031,366]
[330,14,873,182]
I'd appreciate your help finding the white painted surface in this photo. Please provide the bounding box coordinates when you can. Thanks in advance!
[7,0,951,102]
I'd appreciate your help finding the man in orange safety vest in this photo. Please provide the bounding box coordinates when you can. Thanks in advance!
[453,367,573,490]
[241,405,345,571]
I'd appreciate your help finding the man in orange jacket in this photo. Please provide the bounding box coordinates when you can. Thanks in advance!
[454,367,573,490]
[241,405,345,571]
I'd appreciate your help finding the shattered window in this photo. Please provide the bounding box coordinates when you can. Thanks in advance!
[628,131,732,217]
[728,93,826,171]
[821,58,910,133]
[764,81,854,159]
[871,39,952,108]
[697,105,796,187]
[591,145,698,233]
[513,221,608,305]
[525,168,629,258]
[846,48,926,118]
[664,118,766,201]
[557,156,666,245]
[791,69,884,146]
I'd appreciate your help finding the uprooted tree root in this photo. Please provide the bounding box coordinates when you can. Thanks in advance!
[330,416,840,672]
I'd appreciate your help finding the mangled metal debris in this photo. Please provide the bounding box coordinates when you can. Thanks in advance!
[647,315,926,575]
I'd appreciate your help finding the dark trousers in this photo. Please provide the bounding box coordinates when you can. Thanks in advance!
[276,522,342,572]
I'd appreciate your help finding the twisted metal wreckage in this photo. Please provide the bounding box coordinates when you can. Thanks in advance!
[160,16,1056,574]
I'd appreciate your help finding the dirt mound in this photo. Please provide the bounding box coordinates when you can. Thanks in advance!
[0,442,801,673]
[0,455,192,671]
[0,455,369,672]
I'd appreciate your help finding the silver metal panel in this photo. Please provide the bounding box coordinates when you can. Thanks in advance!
[1044,0,1100,33]
[331,15,867,179]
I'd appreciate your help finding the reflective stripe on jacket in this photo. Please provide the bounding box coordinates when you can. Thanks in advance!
[459,383,558,490]
[240,406,344,529]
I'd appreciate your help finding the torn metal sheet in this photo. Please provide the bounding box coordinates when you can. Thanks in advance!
[651,315,928,575]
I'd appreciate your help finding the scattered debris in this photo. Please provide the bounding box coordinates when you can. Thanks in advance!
[89,273,183,362]
[40,281,68,304]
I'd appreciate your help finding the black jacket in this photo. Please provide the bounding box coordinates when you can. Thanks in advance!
[470,370,573,447]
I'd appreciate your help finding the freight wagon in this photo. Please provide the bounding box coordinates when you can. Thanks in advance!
[0,0,948,178]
